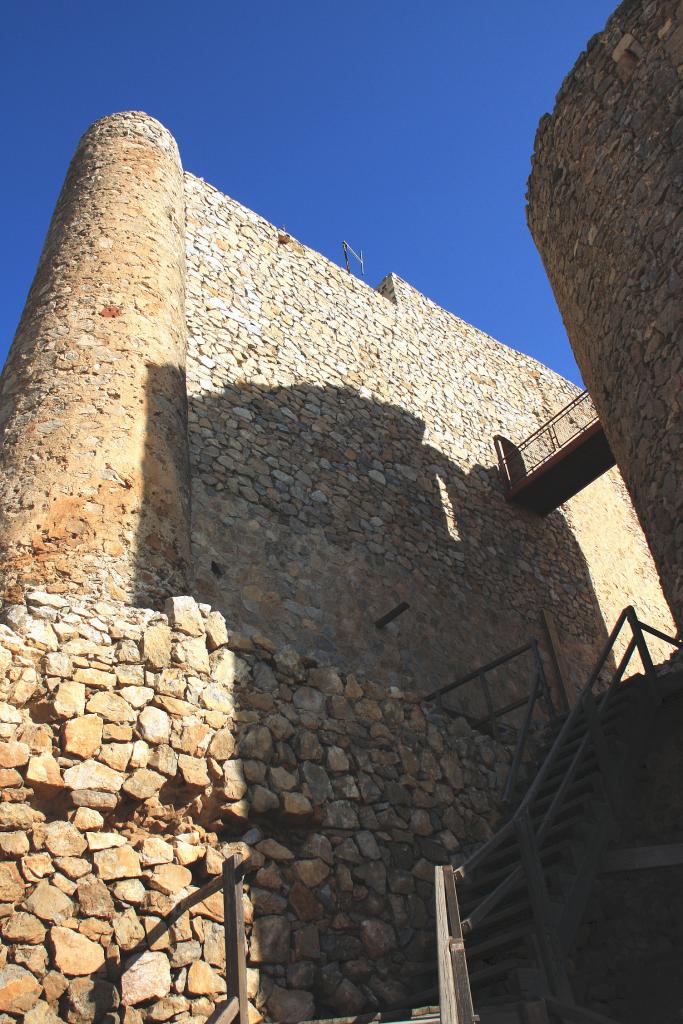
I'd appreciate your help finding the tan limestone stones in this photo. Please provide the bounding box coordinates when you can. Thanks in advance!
[54,682,86,720]
[26,752,62,787]
[93,845,142,880]
[1,913,46,944]
[0,861,25,901]
[0,586,650,1022]
[63,759,123,793]
[186,960,225,995]
[142,624,172,670]
[64,715,103,758]
[44,821,87,858]
[0,964,42,1014]
[0,741,30,767]
[137,706,171,744]
[25,881,74,924]
[165,596,205,637]
[50,926,106,975]
[0,111,191,605]
[121,951,172,1006]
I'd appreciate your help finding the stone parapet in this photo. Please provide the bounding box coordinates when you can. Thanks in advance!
[527,0,683,628]
[0,112,191,607]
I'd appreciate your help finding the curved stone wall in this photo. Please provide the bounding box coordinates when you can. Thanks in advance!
[527,0,683,629]
[0,112,191,608]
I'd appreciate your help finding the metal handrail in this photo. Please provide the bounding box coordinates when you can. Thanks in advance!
[495,390,599,490]
[457,608,681,937]
[425,638,556,802]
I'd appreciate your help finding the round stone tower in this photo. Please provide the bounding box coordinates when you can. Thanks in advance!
[0,112,191,606]
[527,0,682,629]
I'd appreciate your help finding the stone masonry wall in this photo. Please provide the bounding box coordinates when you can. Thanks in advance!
[183,173,674,701]
[0,112,191,609]
[0,590,512,1023]
[527,0,683,630]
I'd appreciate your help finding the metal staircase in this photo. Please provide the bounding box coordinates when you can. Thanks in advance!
[435,606,682,1024]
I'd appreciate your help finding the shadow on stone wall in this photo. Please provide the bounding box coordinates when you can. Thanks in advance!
[571,692,683,1023]
[135,363,193,608]
[178,379,613,709]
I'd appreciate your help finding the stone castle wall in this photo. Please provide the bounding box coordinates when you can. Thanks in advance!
[0,100,678,1024]
[0,591,511,1022]
[184,172,673,698]
[0,112,191,609]
[527,0,683,630]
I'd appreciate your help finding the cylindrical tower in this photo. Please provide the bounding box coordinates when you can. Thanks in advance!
[527,0,682,629]
[0,112,191,606]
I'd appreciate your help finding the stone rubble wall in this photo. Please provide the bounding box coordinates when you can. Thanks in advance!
[0,591,513,1023]
[183,172,674,700]
[527,0,683,630]
[0,111,191,609]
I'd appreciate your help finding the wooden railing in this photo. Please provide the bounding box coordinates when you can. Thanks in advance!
[121,853,249,1024]
[435,865,476,1024]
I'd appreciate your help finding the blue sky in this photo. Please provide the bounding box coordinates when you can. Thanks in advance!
[0,1,615,384]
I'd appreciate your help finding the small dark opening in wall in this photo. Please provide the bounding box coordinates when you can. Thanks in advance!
[211,560,225,578]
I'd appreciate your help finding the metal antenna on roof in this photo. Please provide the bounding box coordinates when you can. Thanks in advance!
[342,241,364,277]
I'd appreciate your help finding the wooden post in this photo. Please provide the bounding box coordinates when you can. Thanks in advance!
[627,610,660,706]
[443,867,476,1024]
[223,856,249,1024]
[541,610,571,712]
[436,866,459,1024]
[531,640,556,721]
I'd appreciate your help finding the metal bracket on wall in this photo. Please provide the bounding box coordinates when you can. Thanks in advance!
[374,602,410,629]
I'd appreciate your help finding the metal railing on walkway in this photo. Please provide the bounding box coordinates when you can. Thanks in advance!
[494,390,599,491]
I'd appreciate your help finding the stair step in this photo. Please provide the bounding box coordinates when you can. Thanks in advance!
[470,958,532,989]
[462,894,533,937]
[461,840,571,898]
[537,757,601,794]
[462,798,603,885]
[466,923,533,962]
[489,798,602,864]
[557,812,617,951]
[531,777,601,816]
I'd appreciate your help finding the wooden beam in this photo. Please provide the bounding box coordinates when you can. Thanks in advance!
[435,866,459,1024]
[223,856,249,1024]
[541,610,571,712]
[205,998,240,1024]
[601,843,683,872]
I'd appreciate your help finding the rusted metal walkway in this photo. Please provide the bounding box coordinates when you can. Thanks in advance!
[494,391,615,515]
